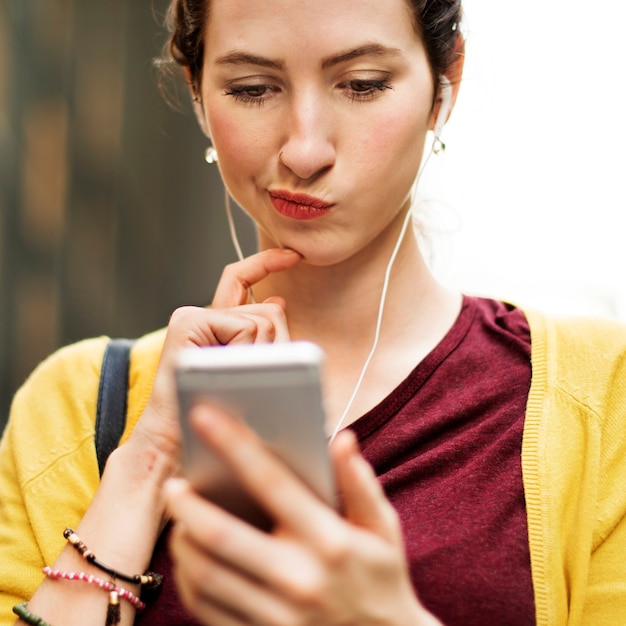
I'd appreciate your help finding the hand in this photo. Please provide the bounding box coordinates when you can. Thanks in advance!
[165,405,441,626]
[125,248,302,477]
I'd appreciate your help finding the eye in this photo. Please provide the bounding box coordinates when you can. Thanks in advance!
[340,77,393,102]
[223,83,279,106]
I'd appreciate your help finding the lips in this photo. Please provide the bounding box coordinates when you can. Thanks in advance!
[269,190,334,220]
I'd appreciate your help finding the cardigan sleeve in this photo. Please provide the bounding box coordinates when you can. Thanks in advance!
[580,335,626,623]
[0,337,108,624]
[524,311,626,626]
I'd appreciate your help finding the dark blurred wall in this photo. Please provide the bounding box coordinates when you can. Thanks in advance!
[0,0,255,430]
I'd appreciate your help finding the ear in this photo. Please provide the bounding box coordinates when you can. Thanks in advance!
[429,35,465,132]
[184,67,211,138]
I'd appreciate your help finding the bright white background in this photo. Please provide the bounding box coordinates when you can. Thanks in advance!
[420,1,626,320]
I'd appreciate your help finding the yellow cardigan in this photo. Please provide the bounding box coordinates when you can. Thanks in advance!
[1,309,625,625]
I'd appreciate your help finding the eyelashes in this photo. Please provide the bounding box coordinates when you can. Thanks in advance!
[341,78,393,102]
[223,84,279,106]
[223,76,394,106]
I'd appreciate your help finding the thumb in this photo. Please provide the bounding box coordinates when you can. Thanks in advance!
[330,430,402,545]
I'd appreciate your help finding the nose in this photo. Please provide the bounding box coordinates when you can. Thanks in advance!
[279,90,336,181]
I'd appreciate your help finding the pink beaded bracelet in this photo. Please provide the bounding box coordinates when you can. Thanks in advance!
[43,566,145,625]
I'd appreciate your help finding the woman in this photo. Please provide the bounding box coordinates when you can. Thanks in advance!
[1,0,625,625]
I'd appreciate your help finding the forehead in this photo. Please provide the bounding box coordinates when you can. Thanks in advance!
[205,0,421,61]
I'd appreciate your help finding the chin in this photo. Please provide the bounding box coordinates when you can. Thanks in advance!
[260,227,361,268]
[296,246,359,269]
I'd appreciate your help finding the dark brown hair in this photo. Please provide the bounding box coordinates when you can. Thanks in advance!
[162,0,463,98]
[408,0,464,88]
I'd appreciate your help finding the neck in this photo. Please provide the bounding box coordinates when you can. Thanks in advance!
[253,227,458,359]
[250,218,462,429]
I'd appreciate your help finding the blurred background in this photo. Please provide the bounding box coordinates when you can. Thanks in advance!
[0,0,251,428]
[1,0,625,431]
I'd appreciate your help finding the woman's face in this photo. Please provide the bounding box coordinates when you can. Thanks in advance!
[199,0,436,266]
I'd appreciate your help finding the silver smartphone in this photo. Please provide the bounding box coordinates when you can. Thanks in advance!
[176,341,335,529]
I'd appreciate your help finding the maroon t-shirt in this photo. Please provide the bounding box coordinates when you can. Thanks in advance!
[352,296,535,625]
[138,296,535,625]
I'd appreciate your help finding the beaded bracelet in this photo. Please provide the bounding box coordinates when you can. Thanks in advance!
[43,566,145,625]
[63,528,162,590]
[42,566,145,610]
[12,602,52,626]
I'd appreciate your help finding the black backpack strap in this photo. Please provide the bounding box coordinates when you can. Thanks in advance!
[95,339,134,476]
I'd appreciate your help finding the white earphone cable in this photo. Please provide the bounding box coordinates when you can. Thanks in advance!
[225,190,246,264]
[328,78,450,441]
[225,190,257,303]
[327,142,436,443]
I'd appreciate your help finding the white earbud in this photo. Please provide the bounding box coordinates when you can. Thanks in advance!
[433,75,453,140]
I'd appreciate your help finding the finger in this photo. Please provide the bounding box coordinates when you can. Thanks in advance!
[261,298,290,342]
[212,248,301,308]
[190,405,339,540]
[212,311,277,345]
[169,515,298,626]
[164,306,280,348]
[166,479,308,609]
[330,430,401,544]
[235,300,290,344]
[173,555,249,626]
[166,478,269,565]
[212,303,290,345]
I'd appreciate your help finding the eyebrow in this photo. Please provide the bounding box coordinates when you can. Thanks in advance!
[214,43,402,71]
[214,52,284,70]
[321,43,403,69]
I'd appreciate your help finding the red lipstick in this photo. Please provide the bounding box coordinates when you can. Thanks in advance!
[269,190,333,220]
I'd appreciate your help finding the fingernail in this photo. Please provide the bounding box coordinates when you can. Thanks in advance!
[190,403,236,434]
[163,477,188,500]
[190,404,219,429]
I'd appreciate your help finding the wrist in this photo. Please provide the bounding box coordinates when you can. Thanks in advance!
[77,434,177,568]
[109,429,179,493]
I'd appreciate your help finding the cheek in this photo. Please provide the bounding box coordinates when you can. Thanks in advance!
[352,104,430,184]
[207,110,272,184]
